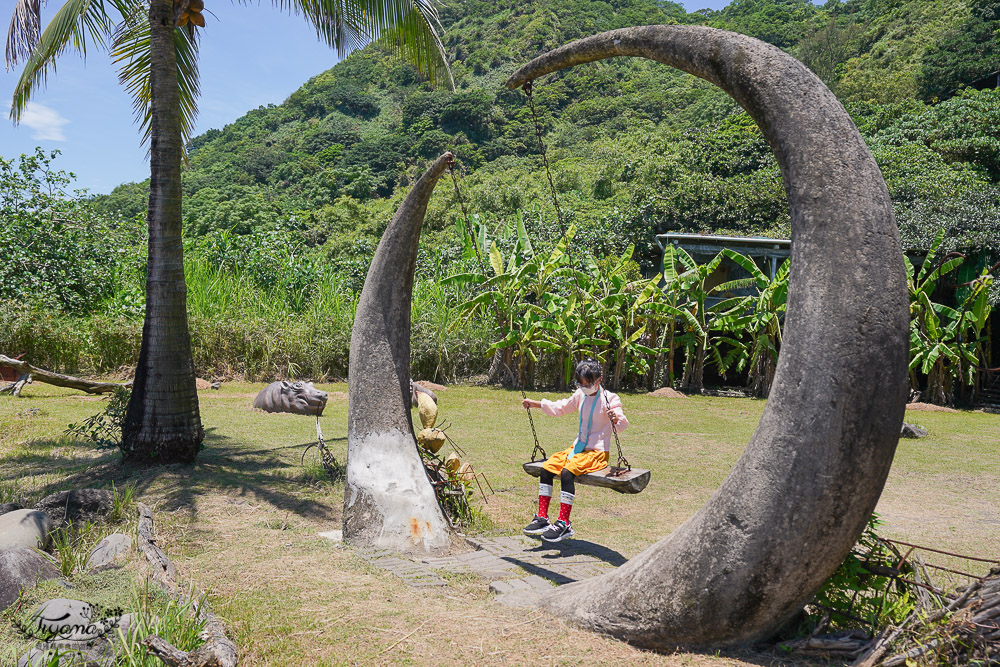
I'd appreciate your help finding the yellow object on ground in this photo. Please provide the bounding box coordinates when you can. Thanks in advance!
[542,447,609,476]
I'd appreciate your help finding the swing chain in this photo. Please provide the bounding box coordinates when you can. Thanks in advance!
[448,158,489,278]
[524,80,568,238]
[604,391,630,476]
[528,79,634,473]
[524,385,546,462]
[449,155,544,461]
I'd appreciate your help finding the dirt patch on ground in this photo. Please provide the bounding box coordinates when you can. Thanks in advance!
[67,395,103,401]
[906,402,959,413]
[196,378,212,390]
[649,387,687,398]
[415,380,446,391]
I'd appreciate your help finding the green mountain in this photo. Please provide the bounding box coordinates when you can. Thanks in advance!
[96,0,1000,277]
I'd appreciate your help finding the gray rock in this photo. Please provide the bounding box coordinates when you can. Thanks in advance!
[34,489,113,528]
[85,534,132,570]
[0,509,52,550]
[900,422,928,439]
[0,547,60,610]
[30,598,104,640]
[110,612,137,638]
[0,502,24,516]
[18,638,114,667]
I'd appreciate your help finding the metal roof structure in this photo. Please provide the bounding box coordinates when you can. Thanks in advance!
[655,233,791,282]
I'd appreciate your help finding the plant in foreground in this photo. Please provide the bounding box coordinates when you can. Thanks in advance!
[65,387,131,452]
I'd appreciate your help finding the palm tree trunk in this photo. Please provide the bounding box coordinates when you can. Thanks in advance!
[121,0,203,463]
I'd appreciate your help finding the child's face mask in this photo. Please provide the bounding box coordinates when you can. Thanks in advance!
[580,382,600,396]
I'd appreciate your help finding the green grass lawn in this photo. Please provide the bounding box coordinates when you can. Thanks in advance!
[1,383,998,665]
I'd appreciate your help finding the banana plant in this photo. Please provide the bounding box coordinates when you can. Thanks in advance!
[905,230,969,404]
[534,292,608,390]
[445,219,580,385]
[958,270,994,401]
[909,265,993,405]
[646,243,687,388]
[596,278,659,390]
[710,250,790,397]
[660,247,727,392]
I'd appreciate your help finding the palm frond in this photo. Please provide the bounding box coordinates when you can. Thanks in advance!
[8,0,121,123]
[374,0,453,90]
[112,13,201,149]
[6,0,43,66]
[277,0,453,89]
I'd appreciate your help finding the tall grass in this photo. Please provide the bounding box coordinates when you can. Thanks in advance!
[0,258,490,382]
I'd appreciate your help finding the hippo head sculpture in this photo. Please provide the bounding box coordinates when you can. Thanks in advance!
[253,381,328,416]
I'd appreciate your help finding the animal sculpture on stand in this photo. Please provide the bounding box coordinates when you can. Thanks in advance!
[253,381,341,479]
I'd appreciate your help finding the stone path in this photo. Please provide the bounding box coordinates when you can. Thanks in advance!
[351,535,626,606]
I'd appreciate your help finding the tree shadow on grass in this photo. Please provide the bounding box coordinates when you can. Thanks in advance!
[0,428,348,524]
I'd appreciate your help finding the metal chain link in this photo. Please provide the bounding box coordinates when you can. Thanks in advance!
[524,81,568,239]
[603,391,630,476]
[448,157,545,461]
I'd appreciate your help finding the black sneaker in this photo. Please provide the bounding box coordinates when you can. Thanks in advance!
[540,519,574,542]
[523,515,551,536]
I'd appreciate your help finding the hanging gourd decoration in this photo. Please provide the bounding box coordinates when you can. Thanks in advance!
[414,390,445,452]
[416,427,446,454]
[457,462,475,483]
[416,391,437,429]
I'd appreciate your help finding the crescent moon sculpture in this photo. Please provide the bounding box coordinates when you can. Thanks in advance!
[505,25,909,648]
[344,152,455,554]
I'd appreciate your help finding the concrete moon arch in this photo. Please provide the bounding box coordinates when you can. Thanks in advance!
[506,25,910,649]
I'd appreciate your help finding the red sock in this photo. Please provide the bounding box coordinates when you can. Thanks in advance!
[537,495,551,518]
[558,491,574,523]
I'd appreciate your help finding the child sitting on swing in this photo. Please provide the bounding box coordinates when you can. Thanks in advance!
[520,359,629,542]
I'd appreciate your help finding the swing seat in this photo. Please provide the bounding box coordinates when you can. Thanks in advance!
[522,461,650,494]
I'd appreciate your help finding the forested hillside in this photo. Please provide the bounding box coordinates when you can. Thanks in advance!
[5,0,1000,385]
[93,0,1000,275]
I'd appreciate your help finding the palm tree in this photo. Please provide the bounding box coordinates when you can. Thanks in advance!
[7,0,452,463]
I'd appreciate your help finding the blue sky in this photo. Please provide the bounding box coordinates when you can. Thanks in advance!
[0,0,736,195]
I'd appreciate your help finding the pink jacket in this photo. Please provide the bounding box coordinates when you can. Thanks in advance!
[540,388,629,453]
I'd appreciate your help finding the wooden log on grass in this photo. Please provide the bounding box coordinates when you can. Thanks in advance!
[0,354,130,394]
[0,373,31,397]
[136,502,237,667]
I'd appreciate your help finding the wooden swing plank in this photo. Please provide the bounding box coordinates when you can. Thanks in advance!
[522,461,651,494]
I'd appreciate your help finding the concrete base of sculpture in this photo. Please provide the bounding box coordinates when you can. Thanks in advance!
[344,428,452,553]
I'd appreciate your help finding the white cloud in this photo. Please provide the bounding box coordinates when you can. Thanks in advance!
[10,102,70,141]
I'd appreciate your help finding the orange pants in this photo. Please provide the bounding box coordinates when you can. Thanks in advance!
[541,447,609,476]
